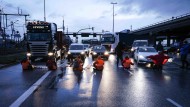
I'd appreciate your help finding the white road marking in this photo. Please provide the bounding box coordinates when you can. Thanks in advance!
[166,98,183,107]
[10,71,51,107]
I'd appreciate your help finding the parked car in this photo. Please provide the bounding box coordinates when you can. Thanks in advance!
[91,45,109,60]
[134,46,158,65]
[67,43,86,62]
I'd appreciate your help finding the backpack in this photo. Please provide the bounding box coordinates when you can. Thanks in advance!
[73,60,79,68]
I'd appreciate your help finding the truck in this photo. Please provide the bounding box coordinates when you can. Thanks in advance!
[26,21,63,62]
[100,32,118,53]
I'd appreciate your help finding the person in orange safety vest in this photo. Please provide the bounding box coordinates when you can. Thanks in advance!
[21,57,33,70]
[122,55,134,70]
[93,56,104,71]
[46,57,57,70]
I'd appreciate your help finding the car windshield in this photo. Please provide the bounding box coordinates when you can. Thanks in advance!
[139,47,157,52]
[93,46,106,51]
[70,45,84,50]
[84,45,89,48]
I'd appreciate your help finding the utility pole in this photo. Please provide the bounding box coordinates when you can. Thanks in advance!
[111,2,117,34]
[0,9,2,30]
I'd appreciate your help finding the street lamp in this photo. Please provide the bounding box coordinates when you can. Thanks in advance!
[111,2,117,33]
[44,0,46,22]
[76,27,94,43]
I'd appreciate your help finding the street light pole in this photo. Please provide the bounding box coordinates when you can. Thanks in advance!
[111,2,117,34]
[76,27,94,43]
[44,0,46,22]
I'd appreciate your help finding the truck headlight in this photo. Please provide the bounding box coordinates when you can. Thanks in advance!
[104,51,109,55]
[48,52,53,56]
[27,53,31,56]
[68,51,71,54]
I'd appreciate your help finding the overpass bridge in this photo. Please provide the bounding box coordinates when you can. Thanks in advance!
[120,13,190,47]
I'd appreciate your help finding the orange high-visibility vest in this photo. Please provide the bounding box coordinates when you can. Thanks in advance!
[95,59,104,70]
[22,61,30,70]
[123,59,132,68]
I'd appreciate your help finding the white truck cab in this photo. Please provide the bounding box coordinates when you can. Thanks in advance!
[131,40,148,52]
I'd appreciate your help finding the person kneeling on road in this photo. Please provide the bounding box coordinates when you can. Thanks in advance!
[93,56,104,71]
[122,55,134,70]
[21,57,33,70]
[147,51,169,71]
[46,57,57,70]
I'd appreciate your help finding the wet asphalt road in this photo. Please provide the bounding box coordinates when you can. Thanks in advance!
[0,54,190,107]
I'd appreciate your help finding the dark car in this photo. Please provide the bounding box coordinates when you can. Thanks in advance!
[91,45,109,60]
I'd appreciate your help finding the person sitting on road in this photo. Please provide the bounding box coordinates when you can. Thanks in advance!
[93,56,104,71]
[46,57,57,70]
[122,55,134,70]
[21,57,33,70]
[73,55,83,84]
[73,55,83,72]
[147,51,169,71]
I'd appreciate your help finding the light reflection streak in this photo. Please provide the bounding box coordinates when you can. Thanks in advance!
[61,67,75,90]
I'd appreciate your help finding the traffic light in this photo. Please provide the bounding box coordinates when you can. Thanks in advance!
[73,33,76,37]
[81,33,90,37]
[93,33,96,37]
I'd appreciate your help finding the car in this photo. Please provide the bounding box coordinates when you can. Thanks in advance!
[83,44,90,56]
[91,45,109,60]
[134,46,158,64]
[67,43,86,62]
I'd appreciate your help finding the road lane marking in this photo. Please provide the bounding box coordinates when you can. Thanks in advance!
[10,71,51,107]
[166,98,183,107]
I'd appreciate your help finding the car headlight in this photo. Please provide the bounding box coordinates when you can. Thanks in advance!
[48,52,53,56]
[139,55,145,59]
[81,51,85,54]
[104,51,109,55]
[27,53,31,56]
[68,51,71,54]
[93,52,97,55]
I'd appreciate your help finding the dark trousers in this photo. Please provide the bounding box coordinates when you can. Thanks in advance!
[181,54,189,68]
[117,55,123,66]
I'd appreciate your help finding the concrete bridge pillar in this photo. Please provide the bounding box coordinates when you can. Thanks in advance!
[167,35,171,47]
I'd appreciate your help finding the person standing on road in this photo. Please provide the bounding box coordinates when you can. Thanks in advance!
[156,41,163,52]
[115,42,124,67]
[180,40,190,69]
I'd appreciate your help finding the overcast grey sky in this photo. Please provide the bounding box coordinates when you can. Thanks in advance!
[1,0,190,35]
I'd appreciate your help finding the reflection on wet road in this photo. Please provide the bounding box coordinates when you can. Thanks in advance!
[0,54,190,107]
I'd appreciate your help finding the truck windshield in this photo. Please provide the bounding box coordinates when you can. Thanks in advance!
[133,42,148,47]
[27,33,52,41]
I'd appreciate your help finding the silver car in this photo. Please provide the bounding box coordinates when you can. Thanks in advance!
[134,46,158,65]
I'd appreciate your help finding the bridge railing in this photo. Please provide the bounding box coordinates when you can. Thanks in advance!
[132,12,190,32]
